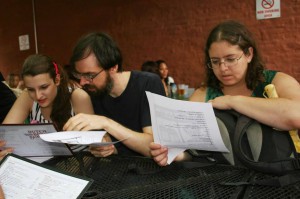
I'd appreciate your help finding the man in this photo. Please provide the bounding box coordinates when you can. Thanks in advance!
[63,32,165,157]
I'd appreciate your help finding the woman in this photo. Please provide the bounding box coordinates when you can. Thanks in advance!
[157,60,175,96]
[150,20,300,166]
[3,54,94,138]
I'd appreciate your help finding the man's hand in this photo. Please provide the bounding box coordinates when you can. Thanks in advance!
[63,113,107,131]
[89,134,117,157]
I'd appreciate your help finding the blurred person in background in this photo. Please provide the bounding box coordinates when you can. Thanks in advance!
[141,60,160,76]
[156,60,175,96]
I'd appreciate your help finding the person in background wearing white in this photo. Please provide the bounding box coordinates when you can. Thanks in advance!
[156,60,175,96]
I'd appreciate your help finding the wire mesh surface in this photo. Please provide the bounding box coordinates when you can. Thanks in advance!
[43,153,300,199]
[242,172,300,199]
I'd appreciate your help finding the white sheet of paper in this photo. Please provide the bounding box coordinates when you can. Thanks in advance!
[0,124,72,157]
[146,92,229,164]
[40,131,124,146]
[167,148,186,164]
[0,155,91,199]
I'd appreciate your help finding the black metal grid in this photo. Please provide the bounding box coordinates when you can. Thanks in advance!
[43,153,300,199]
[243,172,300,199]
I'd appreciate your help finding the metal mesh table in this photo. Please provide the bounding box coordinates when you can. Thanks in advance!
[43,153,300,199]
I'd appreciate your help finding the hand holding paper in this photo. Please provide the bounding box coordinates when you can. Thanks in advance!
[146,92,228,165]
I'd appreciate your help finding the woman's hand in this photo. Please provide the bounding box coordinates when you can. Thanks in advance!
[0,185,5,199]
[209,95,234,110]
[149,142,169,166]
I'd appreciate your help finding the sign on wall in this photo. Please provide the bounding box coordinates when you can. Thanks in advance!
[18,34,30,51]
[256,0,281,20]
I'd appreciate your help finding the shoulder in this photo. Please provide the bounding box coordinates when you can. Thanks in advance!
[130,71,162,85]
[71,88,90,101]
[272,71,299,85]
[130,71,165,95]
[272,71,300,99]
[189,87,207,102]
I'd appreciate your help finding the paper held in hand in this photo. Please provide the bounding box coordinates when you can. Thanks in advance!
[40,131,127,146]
[146,92,229,164]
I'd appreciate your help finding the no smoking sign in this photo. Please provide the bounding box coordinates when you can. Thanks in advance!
[262,0,274,9]
[256,0,280,20]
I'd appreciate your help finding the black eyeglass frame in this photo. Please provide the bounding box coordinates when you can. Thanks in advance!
[72,69,104,82]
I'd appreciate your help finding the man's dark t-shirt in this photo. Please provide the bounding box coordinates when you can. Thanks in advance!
[91,71,165,156]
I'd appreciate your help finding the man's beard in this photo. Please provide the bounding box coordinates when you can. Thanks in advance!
[83,73,113,97]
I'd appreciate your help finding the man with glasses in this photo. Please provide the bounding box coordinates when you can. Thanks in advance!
[63,32,165,157]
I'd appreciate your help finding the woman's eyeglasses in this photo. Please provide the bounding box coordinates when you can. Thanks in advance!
[207,53,244,69]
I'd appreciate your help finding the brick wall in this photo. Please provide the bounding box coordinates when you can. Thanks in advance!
[0,0,299,88]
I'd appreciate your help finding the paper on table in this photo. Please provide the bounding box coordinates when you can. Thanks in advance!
[146,91,229,164]
[40,131,126,146]
[0,154,92,199]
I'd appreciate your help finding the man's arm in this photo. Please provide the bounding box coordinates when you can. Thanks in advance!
[63,114,154,157]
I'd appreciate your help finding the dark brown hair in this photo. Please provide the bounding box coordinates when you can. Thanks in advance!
[70,32,123,72]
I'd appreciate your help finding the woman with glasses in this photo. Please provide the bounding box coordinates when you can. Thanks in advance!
[150,20,300,166]
[3,54,94,132]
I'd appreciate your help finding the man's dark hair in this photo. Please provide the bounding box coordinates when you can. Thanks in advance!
[70,32,123,72]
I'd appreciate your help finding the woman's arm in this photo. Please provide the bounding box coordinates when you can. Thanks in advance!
[211,72,300,130]
[2,91,32,124]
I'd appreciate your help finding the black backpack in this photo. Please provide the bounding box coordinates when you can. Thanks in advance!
[211,109,300,186]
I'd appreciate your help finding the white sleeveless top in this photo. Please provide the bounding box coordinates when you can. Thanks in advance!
[29,101,75,123]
